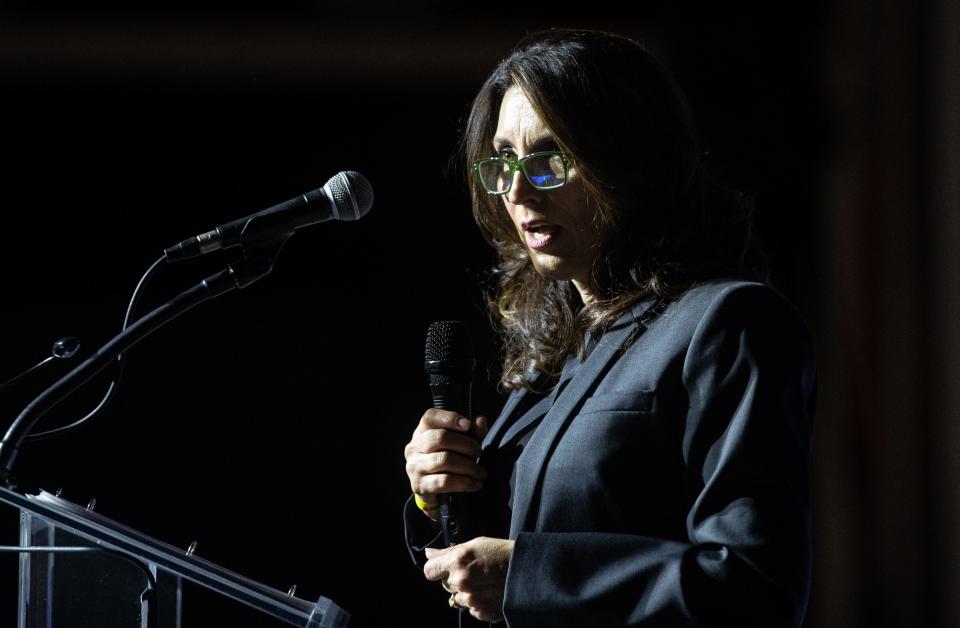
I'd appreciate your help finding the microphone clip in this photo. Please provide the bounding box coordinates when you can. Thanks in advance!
[225,238,291,290]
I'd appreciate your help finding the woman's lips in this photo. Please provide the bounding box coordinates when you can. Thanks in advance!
[523,222,560,250]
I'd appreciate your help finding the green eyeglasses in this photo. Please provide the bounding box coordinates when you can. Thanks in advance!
[473,151,570,195]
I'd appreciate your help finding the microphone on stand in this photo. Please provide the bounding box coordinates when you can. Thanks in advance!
[163,170,374,261]
[0,173,376,481]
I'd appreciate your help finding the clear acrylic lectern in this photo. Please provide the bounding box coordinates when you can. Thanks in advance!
[0,485,349,627]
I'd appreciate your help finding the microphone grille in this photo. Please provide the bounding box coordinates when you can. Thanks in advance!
[425,321,473,367]
[326,170,374,221]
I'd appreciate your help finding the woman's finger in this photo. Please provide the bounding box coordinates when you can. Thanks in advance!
[471,415,490,441]
[414,408,472,435]
[407,450,487,481]
[406,428,482,460]
[415,472,484,495]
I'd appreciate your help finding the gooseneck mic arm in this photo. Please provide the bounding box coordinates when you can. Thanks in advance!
[0,249,282,484]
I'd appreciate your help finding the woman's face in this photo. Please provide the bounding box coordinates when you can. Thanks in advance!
[493,86,602,298]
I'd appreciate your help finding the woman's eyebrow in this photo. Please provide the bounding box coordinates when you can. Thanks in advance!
[531,136,558,148]
[493,135,557,149]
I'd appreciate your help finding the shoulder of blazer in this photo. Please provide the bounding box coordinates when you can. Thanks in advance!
[645,278,789,330]
[666,279,816,370]
[679,279,810,330]
[613,278,762,334]
[613,279,811,361]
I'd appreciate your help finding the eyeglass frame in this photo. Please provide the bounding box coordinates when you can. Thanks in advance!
[472,150,571,196]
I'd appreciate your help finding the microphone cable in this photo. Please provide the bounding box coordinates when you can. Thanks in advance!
[23,255,167,442]
[0,337,80,394]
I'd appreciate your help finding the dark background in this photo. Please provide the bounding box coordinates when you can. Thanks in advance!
[0,2,956,627]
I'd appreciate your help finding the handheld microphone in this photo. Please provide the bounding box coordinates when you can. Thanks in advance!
[424,321,475,547]
[163,170,373,261]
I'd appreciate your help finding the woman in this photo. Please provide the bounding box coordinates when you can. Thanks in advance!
[403,29,816,627]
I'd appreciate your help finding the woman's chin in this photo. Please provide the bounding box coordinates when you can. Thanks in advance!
[529,255,580,283]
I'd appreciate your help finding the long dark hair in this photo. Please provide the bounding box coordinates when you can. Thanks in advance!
[461,29,768,392]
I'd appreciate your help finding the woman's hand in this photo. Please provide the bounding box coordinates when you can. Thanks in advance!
[404,409,489,517]
[424,537,514,623]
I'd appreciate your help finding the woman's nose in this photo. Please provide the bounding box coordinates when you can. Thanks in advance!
[505,169,540,206]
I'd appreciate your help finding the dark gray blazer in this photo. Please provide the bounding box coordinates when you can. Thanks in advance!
[405,279,817,627]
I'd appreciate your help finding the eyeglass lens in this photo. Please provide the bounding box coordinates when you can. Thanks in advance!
[478,154,566,193]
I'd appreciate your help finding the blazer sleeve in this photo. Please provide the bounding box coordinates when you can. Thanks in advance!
[502,284,817,627]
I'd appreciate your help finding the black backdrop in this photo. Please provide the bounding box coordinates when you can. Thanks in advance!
[0,6,824,626]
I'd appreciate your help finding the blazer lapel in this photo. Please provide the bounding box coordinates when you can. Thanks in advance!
[508,298,659,536]
[481,387,527,450]
[481,356,574,450]
[497,394,552,446]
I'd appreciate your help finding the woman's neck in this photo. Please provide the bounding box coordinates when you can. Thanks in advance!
[572,278,597,306]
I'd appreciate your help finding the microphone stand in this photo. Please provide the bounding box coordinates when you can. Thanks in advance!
[0,240,288,487]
